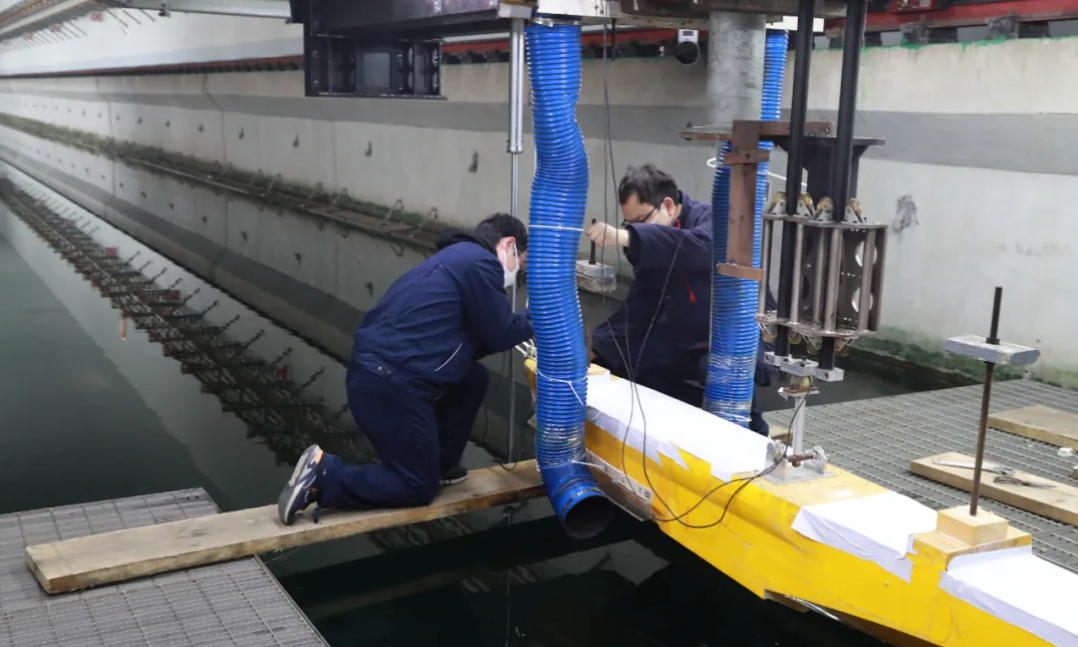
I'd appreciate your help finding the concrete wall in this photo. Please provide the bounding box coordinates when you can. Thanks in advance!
[0,121,438,358]
[3,11,1078,385]
[793,38,1078,385]
[0,61,719,243]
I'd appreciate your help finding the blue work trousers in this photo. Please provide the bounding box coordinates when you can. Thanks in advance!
[319,362,488,509]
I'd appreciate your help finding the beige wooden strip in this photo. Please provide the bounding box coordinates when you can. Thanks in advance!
[988,405,1078,448]
[769,424,791,443]
[26,461,544,594]
[910,452,1078,526]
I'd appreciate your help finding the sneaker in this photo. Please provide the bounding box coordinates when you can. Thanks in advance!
[439,465,468,486]
[277,444,325,526]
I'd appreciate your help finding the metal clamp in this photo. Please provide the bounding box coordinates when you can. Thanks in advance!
[765,352,844,383]
[764,441,832,484]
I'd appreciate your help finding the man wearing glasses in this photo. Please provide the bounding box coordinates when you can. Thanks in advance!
[584,163,775,435]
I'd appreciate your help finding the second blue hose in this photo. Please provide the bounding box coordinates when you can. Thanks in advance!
[704,29,788,426]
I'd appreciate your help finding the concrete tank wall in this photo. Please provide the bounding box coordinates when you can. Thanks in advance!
[0,60,719,245]
[795,38,1078,386]
[2,11,1078,385]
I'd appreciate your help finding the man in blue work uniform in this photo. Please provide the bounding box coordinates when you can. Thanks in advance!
[585,163,776,434]
[277,213,533,525]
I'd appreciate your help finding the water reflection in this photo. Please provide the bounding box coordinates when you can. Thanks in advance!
[0,166,901,647]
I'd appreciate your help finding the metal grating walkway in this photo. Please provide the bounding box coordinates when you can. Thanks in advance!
[0,489,328,647]
[766,379,1078,573]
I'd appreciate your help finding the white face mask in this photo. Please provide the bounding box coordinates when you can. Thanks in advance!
[499,243,519,289]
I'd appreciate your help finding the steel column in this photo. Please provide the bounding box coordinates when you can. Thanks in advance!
[775,0,816,358]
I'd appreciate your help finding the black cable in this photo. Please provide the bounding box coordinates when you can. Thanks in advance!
[590,31,798,529]
[648,398,806,529]
[624,243,799,528]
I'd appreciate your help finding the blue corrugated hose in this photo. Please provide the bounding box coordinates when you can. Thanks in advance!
[526,18,613,539]
[704,29,789,426]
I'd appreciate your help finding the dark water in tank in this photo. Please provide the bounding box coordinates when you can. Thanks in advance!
[0,198,934,647]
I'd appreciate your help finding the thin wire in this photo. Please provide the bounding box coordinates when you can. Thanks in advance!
[612,235,787,529]
[589,23,793,530]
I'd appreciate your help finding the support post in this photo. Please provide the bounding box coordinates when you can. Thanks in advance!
[831,0,867,213]
[706,13,764,128]
[506,17,525,460]
[819,0,866,370]
[970,286,1003,516]
[704,12,765,425]
[775,0,816,358]
[508,17,525,210]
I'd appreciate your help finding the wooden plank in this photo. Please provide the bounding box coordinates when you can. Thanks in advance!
[989,405,1078,449]
[26,461,544,594]
[716,262,765,281]
[679,120,834,141]
[910,452,1078,527]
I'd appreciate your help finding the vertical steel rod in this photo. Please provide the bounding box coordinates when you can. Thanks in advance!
[818,0,866,372]
[508,17,526,210]
[758,219,773,314]
[970,286,1003,516]
[504,20,526,632]
[506,17,526,461]
[831,0,867,217]
[775,0,816,358]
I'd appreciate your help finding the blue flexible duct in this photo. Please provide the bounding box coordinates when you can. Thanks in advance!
[526,18,613,539]
[704,29,789,426]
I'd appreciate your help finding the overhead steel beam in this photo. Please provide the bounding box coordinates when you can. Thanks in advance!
[112,0,291,19]
[0,0,85,36]
[0,0,288,37]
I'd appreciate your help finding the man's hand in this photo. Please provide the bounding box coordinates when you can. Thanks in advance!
[585,221,629,248]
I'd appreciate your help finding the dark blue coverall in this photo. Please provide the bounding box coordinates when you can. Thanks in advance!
[318,230,534,509]
[591,191,776,434]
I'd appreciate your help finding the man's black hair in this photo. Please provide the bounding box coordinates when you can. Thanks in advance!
[474,213,528,251]
[617,163,681,208]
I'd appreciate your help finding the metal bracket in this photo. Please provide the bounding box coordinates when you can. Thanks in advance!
[765,352,844,382]
[763,442,834,484]
[944,335,1039,367]
[585,450,653,522]
[297,0,443,100]
[302,34,443,99]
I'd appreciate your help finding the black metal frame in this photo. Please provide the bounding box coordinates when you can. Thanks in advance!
[289,0,505,39]
[775,0,873,370]
[294,0,446,99]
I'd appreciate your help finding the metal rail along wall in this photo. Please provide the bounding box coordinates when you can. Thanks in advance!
[525,16,613,539]
[705,29,788,426]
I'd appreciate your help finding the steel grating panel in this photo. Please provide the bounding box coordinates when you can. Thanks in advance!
[0,489,327,647]
[766,379,1078,572]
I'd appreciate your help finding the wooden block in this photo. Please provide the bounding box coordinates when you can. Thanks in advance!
[989,405,1078,448]
[26,461,544,594]
[936,506,1008,546]
[911,525,1031,569]
[911,452,1078,527]
[769,424,791,443]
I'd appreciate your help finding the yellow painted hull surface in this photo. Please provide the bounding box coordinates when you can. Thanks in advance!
[524,359,1052,647]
